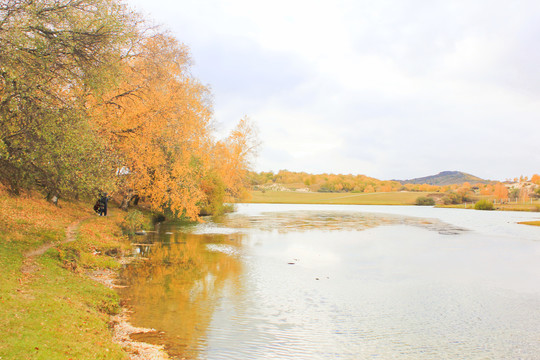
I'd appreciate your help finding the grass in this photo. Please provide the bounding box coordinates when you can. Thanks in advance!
[58,212,133,271]
[494,203,540,212]
[437,202,540,212]
[1,254,125,359]
[248,190,432,205]
[0,188,130,359]
[249,191,540,212]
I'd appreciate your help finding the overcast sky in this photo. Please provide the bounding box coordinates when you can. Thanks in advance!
[126,0,540,181]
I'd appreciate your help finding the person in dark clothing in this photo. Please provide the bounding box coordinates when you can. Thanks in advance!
[99,193,109,216]
[93,199,101,214]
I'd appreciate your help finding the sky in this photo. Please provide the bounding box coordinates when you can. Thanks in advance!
[125,0,540,181]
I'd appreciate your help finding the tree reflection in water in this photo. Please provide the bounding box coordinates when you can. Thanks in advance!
[118,210,468,359]
[118,227,244,359]
[217,210,467,235]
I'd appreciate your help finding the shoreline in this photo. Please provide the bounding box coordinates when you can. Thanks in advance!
[82,206,175,359]
[4,189,535,358]
[89,261,171,360]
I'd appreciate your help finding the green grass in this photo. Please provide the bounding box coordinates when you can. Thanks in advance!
[58,213,132,271]
[248,190,432,205]
[474,199,494,210]
[495,203,540,212]
[0,189,128,359]
[1,253,125,360]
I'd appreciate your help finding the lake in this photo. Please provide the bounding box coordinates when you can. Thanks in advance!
[118,204,540,359]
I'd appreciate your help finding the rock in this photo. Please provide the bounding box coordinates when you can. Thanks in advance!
[105,248,119,257]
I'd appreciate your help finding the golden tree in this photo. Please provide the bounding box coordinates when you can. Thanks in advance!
[208,118,259,202]
[91,33,258,218]
[493,183,509,201]
[90,33,214,218]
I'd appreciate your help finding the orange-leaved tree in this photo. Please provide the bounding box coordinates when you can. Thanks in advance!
[206,118,259,207]
[493,183,509,201]
[90,33,214,219]
[90,32,259,219]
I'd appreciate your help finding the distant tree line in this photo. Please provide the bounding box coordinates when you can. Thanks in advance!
[0,0,257,219]
[250,170,540,204]
[249,170,401,193]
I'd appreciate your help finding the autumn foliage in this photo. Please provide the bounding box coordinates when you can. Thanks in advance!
[0,1,257,219]
[250,170,539,205]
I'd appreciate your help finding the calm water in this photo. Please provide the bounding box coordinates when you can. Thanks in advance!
[119,204,540,359]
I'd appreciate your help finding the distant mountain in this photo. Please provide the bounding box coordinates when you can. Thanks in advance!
[398,171,489,186]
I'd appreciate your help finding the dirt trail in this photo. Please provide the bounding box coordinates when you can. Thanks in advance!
[18,214,171,359]
[25,216,91,258]
[21,216,92,277]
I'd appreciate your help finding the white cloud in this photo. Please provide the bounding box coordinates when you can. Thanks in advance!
[126,0,540,180]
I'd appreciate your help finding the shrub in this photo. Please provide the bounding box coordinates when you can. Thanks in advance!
[121,209,146,235]
[415,196,435,206]
[474,199,494,210]
[442,191,463,204]
[317,185,333,193]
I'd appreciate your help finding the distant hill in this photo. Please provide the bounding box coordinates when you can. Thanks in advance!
[398,171,489,186]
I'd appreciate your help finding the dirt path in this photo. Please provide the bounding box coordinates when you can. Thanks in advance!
[18,215,171,359]
[20,216,92,278]
[25,216,91,258]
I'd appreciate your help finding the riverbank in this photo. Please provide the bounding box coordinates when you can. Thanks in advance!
[436,203,540,212]
[0,188,168,359]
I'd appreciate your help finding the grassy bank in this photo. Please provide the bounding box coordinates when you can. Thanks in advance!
[0,189,137,359]
[437,203,540,212]
[248,190,431,205]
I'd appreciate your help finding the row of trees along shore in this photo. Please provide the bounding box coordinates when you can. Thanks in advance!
[0,0,258,219]
[250,171,540,203]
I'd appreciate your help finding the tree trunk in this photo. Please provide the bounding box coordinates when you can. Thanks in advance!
[120,189,135,211]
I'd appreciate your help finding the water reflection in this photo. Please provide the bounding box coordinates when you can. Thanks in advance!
[211,210,467,235]
[118,225,244,358]
[119,205,540,360]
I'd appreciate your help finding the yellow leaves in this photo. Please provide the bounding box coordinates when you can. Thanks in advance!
[494,183,509,200]
[81,27,257,219]
[480,184,494,196]
[87,34,209,217]
[1,0,255,215]
[364,185,375,193]
[207,117,259,203]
